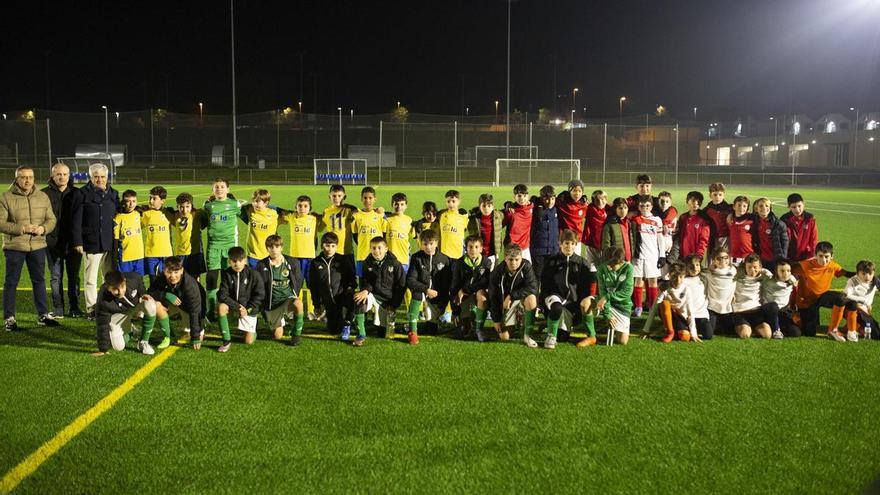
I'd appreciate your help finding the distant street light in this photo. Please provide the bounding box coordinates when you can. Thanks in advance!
[619,96,626,137]
[495,100,500,121]
[115,111,120,127]
[693,106,698,120]
[572,87,578,123]
[770,116,777,146]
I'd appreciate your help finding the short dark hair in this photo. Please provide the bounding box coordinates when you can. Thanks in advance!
[445,190,460,199]
[776,259,792,270]
[658,191,672,200]
[391,192,407,204]
[122,189,138,200]
[321,232,338,245]
[465,234,483,246]
[513,184,528,195]
[857,260,875,274]
[560,229,578,243]
[265,234,283,248]
[422,201,438,214]
[419,229,438,243]
[787,193,804,206]
[479,193,494,205]
[709,182,726,193]
[505,243,523,258]
[227,246,247,261]
[164,256,184,272]
[361,186,376,197]
[733,195,750,205]
[636,174,652,184]
[176,192,193,205]
[149,186,167,200]
[816,241,834,254]
[744,253,762,266]
[540,185,555,198]
[612,197,627,208]
[212,177,229,187]
[686,191,704,205]
[369,236,386,246]
[104,271,125,288]
[329,184,346,194]
[667,262,687,280]
[296,195,311,207]
[603,246,626,265]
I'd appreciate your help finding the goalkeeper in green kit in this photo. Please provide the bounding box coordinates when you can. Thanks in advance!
[200,177,243,318]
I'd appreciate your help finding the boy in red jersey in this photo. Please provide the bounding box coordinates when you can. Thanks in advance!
[779,193,818,262]
[503,184,535,261]
[670,191,712,264]
[726,195,756,265]
[555,179,588,250]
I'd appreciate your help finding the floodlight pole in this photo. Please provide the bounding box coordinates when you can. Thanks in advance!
[231,0,238,168]
[675,124,679,188]
[338,107,343,158]
[505,0,511,160]
[570,110,575,161]
[378,120,383,184]
[602,123,607,186]
[102,106,109,157]
[46,117,52,169]
[454,121,458,185]
[853,107,859,167]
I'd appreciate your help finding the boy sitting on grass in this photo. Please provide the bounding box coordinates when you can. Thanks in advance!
[794,241,854,340]
[488,243,538,345]
[310,232,357,341]
[843,260,879,341]
[94,270,154,356]
[406,229,452,345]
[352,236,406,346]
[541,229,595,349]
[144,256,205,352]
[217,246,265,352]
[450,235,491,341]
[256,235,304,346]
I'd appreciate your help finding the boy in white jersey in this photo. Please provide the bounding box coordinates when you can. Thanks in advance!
[843,260,878,341]
[703,246,737,336]
[732,254,777,339]
[761,259,799,339]
[630,197,664,317]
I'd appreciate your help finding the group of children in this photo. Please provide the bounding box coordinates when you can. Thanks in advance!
[92,175,879,356]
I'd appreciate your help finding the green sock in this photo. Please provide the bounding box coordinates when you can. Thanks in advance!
[141,314,157,341]
[407,299,422,334]
[355,314,366,338]
[583,313,596,337]
[294,314,304,336]
[547,318,560,338]
[473,307,487,330]
[158,316,172,339]
[207,289,218,315]
[219,314,231,343]
[523,310,536,336]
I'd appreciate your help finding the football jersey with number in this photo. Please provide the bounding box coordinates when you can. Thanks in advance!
[351,209,387,261]
[168,209,203,256]
[114,210,144,262]
[322,204,357,255]
[141,209,173,258]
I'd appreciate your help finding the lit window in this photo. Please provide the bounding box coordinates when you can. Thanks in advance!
[825,121,837,133]
[792,121,800,135]
[867,120,878,131]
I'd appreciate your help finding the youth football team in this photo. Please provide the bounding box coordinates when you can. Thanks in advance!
[93,175,879,355]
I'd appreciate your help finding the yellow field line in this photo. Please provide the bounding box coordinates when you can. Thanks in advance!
[0,346,180,494]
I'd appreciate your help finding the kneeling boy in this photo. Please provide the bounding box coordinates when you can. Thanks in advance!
[352,236,406,346]
[256,235,304,345]
[145,256,205,351]
[217,246,266,351]
[450,235,491,341]
[94,270,155,356]
[542,229,595,349]
[488,243,538,345]
[406,229,452,345]
[310,232,357,340]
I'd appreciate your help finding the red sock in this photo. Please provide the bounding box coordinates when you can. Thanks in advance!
[589,281,597,296]
[646,286,659,308]
[633,286,644,309]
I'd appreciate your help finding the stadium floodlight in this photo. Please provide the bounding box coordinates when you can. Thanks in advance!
[313,158,368,185]
[494,158,580,187]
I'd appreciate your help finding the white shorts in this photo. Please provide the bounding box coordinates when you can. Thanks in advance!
[416,295,443,324]
[367,293,397,327]
[606,306,631,335]
[632,256,661,279]
[584,246,602,272]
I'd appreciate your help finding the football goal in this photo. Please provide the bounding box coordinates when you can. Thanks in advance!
[313,158,368,185]
[473,145,538,168]
[494,159,580,186]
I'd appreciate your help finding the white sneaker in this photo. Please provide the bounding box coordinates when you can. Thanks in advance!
[544,335,557,349]
[523,334,538,348]
[828,330,846,342]
[772,329,784,340]
[846,330,859,342]
[138,340,155,355]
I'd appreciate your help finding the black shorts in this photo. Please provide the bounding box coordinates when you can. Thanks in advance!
[733,308,768,328]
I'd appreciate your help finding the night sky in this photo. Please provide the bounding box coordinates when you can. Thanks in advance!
[3,0,879,119]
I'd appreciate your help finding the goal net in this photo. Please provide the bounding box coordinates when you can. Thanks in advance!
[494,159,580,186]
[313,158,368,185]
[473,145,538,168]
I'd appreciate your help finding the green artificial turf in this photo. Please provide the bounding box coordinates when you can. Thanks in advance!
[2,184,880,493]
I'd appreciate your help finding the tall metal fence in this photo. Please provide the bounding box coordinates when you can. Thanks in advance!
[1,109,878,186]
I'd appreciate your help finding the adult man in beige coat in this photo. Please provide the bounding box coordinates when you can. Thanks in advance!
[0,166,60,331]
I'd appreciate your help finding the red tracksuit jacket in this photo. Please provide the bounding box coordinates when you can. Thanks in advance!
[780,211,818,261]
[582,203,610,250]
[555,191,588,238]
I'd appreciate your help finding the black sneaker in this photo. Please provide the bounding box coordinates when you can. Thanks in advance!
[68,309,85,318]
[289,335,302,346]
[38,314,61,327]
[4,317,17,332]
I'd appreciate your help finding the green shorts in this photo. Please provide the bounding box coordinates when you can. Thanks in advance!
[206,243,235,271]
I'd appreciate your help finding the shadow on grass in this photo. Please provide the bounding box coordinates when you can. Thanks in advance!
[0,324,96,354]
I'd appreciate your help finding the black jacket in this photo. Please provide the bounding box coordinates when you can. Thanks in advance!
[488,259,538,313]
[451,255,491,297]
[148,272,203,333]
[96,272,147,321]
[218,265,266,314]
[308,253,357,308]
[753,212,790,262]
[255,255,302,310]
[540,253,593,303]
[41,179,78,252]
[70,181,119,253]
[406,250,452,305]
[361,252,406,308]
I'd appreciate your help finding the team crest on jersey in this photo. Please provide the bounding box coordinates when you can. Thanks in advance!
[130,289,137,297]
[437,263,445,270]
[281,269,289,277]
[178,217,189,229]
[316,265,324,270]
[744,225,751,231]
[765,229,771,235]
[387,266,394,272]
[578,211,584,216]
[479,268,485,274]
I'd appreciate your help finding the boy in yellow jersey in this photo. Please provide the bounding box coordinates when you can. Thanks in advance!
[240,188,279,268]
[351,186,387,278]
[278,195,322,317]
[114,190,145,276]
[167,193,206,277]
[141,186,173,281]
[322,184,358,265]
[439,190,469,260]
[386,192,416,313]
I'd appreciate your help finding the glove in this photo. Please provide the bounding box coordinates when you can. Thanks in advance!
[657,257,667,269]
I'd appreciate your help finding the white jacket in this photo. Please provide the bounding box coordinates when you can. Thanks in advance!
[761,275,797,309]
[682,275,710,319]
[844,276,877,308]
[702,266,736,314]
[733,268,772,313]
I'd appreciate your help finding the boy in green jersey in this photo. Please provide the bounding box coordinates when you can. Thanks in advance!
[200,177,242,316]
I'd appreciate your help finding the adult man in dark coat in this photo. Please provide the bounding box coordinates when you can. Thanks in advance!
[42,162,83,318]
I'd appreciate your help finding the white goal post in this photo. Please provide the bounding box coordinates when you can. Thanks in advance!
[494,159,581,186]
[474,145,538,168]
[313,158,368,185]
